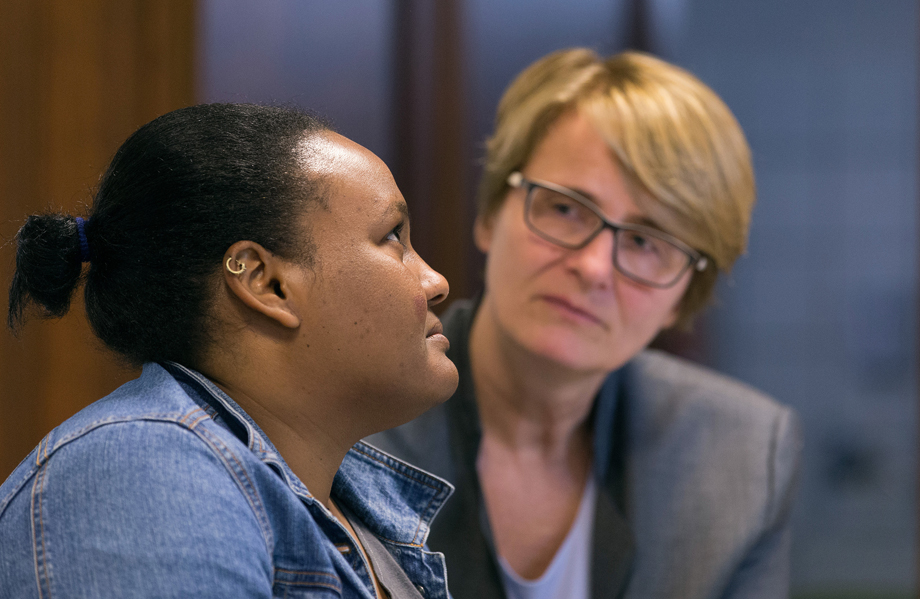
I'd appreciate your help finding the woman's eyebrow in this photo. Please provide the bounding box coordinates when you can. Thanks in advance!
[566,185,597,203]
[383,200,410,220]
[562,185,663,230]
[622,215,664,230]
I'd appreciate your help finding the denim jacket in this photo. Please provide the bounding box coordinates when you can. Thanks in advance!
[0,362,453,598]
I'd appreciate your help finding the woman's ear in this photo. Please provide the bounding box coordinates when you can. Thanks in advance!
[473,214,494,254]
[222,241,306,329]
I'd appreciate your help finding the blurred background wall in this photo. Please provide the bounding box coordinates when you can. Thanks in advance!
[0,0,193,494]
[1,1,915,596]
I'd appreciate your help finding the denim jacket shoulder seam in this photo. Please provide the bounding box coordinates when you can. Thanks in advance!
[7,409,276,555]
[1,410,201,519]
[41,409,207,463]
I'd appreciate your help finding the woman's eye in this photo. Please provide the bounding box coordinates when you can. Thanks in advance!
[386,223,406,245]
[623,233,658,254]
[552,202,574,216]
[552,201,588,224]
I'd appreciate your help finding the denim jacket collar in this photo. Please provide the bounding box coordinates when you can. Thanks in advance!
[160,361,454,547]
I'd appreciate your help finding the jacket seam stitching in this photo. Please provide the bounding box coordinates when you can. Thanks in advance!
[274,568,339,578]
[35,412,201,459]
[178,407,206,426]
[14,414,275,563]
[31,462,50,599]
[195,426,275,552]
[272,568,342,591]
[6,413,201,516]
[278,580,341,591]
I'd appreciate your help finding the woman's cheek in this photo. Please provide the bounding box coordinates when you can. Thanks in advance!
[415,292,427,320]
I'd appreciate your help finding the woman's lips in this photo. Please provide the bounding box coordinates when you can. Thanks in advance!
[425,318,450,350]
[539,295,606,327]
[426,318,444,337]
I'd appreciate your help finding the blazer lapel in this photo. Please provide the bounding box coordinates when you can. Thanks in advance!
[592,487,635,598]
[591,371,636,599]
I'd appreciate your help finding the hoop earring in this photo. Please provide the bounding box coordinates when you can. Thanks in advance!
[226,256,246,275]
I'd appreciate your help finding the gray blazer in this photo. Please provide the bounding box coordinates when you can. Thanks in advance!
[368,299,802,599]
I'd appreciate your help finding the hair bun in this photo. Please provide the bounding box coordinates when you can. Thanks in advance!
[8,213,87,331]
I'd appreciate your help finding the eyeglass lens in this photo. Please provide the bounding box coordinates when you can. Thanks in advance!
[525,185,691,286]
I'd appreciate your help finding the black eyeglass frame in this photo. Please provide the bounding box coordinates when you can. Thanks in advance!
[507,171,709,289]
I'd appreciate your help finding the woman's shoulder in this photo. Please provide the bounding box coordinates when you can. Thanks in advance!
[620,350,802,582]
[620,349,801,468]
[0,363,338,598]
[0,363,263,522]
[624,349,794,423]
[620,349,801,477]
[10,364,218,465]
[0,409,284,597]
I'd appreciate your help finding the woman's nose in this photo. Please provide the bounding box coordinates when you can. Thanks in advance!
[416,256,449,306]
[567,228,616,287]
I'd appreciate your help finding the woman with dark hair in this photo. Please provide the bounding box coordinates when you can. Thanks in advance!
[1,103,458,598]
[370,50,801,599]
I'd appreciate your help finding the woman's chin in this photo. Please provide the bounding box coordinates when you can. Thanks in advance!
[430,357,460,402]
[378,360,459,432]
[518,332,626,375]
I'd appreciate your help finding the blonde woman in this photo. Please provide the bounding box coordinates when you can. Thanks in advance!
[370,50,802,599]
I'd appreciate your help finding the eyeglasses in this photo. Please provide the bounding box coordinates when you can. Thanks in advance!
[508,172,708,289]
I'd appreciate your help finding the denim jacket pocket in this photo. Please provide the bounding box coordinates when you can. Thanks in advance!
[272,567,343,598]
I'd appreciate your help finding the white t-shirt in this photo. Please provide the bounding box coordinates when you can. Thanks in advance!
[497,475,597,599]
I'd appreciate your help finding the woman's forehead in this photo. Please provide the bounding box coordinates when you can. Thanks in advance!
[296,132,401,221]
[298,131,386,181]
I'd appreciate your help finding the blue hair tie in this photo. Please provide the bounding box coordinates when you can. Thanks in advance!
[75,217,91,263]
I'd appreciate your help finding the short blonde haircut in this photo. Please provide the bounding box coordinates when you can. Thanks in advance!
[478,49,755,327]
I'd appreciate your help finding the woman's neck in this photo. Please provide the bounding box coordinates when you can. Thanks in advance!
[468,304,607,455]
[196,352,354,509]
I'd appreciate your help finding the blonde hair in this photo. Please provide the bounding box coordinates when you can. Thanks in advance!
[478,49,755,326]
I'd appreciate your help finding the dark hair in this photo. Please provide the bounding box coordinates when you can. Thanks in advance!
[8,103,330,366]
